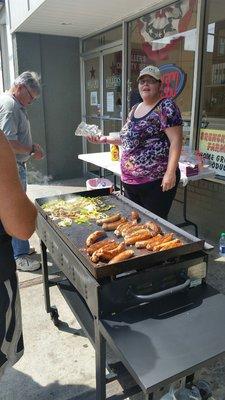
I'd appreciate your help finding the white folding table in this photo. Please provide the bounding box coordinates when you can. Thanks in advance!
[78,152,215,237]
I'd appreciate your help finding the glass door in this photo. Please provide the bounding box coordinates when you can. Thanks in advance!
[83,47,122,174]
[102,49,122,145]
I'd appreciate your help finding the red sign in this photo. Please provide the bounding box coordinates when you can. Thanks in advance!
[159,64,186,99]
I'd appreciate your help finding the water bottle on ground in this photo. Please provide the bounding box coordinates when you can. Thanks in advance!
[219,232,225,256]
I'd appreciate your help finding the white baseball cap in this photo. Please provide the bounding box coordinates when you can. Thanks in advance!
[137,65,161,82]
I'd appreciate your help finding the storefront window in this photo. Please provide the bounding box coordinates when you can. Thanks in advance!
[127,0,198,145]
[199,0,225,178]
[83,26,122,52]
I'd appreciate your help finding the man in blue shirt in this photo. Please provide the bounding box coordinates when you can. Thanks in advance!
[0,71,44,271]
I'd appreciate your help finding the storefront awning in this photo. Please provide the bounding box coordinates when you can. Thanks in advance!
[11,0,160,38]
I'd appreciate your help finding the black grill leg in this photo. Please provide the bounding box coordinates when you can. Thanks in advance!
[95,319,106,400]
[40,240,51,313]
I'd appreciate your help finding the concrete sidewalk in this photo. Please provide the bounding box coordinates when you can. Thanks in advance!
[1,178,225,400]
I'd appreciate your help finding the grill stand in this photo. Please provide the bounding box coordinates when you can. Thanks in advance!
[40,239,199,399]
[40,240,145,399]
[35,190,223,400]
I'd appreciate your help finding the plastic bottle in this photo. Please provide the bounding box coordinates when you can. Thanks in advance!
[109,132,120,161]
[219,232,225,256]
[110,144,119,161]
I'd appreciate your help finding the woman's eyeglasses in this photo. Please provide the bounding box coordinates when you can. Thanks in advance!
[138,78,159,85]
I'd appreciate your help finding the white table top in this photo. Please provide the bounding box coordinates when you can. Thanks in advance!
[78,152,215,184]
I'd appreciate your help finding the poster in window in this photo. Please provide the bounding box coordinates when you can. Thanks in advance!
[90,91,98,106]
[199,128,225,177]
[107,92,114,112]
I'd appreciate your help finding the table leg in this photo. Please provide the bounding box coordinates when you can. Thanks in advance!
[177,185,199,237]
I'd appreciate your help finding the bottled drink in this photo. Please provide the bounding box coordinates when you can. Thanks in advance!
[219,232,225,256]
[109,132,120,161]
[110,144,119,161]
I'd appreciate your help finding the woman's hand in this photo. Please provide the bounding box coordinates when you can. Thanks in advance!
[86,135,107,144]
[161,171,176,192]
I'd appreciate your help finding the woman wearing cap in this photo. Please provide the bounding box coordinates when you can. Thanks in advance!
[87,65,183,220]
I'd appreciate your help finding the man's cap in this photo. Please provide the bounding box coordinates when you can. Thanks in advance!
[137,65,161,82]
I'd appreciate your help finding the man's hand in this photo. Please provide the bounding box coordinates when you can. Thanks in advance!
[32,143,44,160]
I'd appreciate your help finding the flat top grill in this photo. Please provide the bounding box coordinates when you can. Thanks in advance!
[36,188,204,279]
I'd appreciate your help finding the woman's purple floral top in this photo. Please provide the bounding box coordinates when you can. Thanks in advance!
[120,98,182,185]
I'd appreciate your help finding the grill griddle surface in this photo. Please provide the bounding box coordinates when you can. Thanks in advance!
[36,190,204,279]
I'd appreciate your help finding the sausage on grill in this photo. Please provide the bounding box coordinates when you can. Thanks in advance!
[86,231,106,247]
[125,231,152,245]
[109,249,134,264]
[124,224,146,236]
[135,234,163,249]
[131,210,140,221]
[97,242,126,262]
[86,239,115,255]
[114,221,130,237]
[153,238,181,252]
[96,213,121,225]
[146,233,174,251]
[91,242,119,263]
[145,221,163,235]
[121,221,138,237]
[102,217,127,231]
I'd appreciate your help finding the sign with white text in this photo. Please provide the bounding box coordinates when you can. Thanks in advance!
[199,128,225,177]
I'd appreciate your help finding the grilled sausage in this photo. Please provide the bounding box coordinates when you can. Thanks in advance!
[102,217,127,231]
[124,224,146,236]
[96,213,121,225]
[159,241,182,251]
[114,221,130,237]
[86,231,106,247]
[86,239,115,255]
[135,234,162,249]
[91,242,119,263]
[146,233,174,251]
[131,210,140,221]
[145,221,163,235]
[125,228,152,239]
[109,249,134,264]
[121,221,138,237]
[97,242,126,262]
[154,239,181,252]
[125,231,152,245]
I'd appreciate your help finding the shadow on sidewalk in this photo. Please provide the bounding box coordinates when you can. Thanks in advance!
[0,368,95,400]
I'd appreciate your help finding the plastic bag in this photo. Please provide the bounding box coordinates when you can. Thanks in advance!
[160,379,202,400]
[75,122,102,137]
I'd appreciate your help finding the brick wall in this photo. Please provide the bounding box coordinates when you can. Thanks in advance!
[169,179,225,242]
